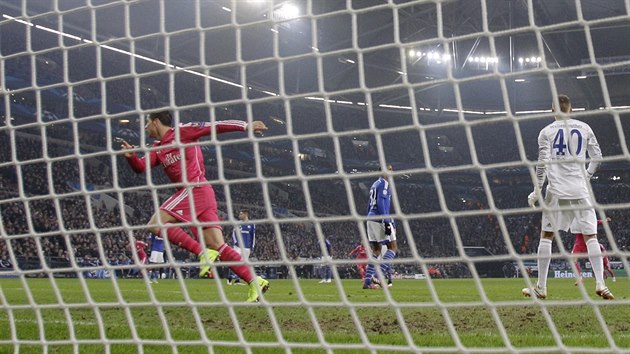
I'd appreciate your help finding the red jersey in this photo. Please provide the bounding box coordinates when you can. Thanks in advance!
[349,245,368,260]
[135,240,148,261]
[126,121,247,185]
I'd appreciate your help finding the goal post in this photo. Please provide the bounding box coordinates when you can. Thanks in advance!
[1,0,629,353]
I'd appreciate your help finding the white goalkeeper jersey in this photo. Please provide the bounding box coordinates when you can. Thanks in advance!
[537,118,601,199]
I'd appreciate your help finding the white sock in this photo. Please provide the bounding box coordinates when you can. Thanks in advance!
[586,238,605,288]
[537,239,553,289]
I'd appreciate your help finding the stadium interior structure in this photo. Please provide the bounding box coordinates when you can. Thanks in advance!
[1,0,629,281]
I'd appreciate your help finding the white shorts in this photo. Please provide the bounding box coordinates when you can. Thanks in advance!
[149,251,165,264]
[367,221,394,243]
[389,225,397,242]
[234,247,251,261]
[541,194,597,235]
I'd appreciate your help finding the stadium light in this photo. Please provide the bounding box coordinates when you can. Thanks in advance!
[414,51,450,65]
[275,4,299,20]
[576,75,587,79]
[517,55,543,69]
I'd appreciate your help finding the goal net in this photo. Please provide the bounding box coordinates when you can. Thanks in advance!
[1,0,629,352]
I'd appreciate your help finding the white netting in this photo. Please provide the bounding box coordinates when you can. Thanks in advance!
[1,0,630,353]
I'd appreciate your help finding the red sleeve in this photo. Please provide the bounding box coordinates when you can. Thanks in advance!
[597,220,603,225]
[125,145,159,173]
[179,120,247,141]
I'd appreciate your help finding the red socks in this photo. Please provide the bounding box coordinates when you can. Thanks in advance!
[163,227,254,284]
[166,225,203,255]
[218,244,255,283]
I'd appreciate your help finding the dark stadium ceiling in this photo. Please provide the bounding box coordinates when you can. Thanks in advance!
[1,0,629,112]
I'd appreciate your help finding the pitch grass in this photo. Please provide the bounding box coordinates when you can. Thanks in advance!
[0,277,628,353]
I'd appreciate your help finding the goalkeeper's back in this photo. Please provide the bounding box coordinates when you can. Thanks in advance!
[537,118,601,199]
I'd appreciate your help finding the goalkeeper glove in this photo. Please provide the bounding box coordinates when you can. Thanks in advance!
[527,191,538,208]
[384,222,393,236]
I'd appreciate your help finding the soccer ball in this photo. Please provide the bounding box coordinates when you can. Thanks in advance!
[521,287,532,297]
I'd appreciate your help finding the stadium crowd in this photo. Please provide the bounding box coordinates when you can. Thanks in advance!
[1,128,628,279]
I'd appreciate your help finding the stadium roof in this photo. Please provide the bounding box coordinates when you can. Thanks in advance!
[1,0,629,113]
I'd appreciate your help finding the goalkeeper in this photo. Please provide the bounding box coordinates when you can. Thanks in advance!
[525,95,612,300]
[363,164,397,289]
[120,110,269,302]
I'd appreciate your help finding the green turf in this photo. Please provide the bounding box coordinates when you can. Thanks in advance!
[0,277,628,353]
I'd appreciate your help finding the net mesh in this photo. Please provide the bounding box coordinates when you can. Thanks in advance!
[1,0,629,353]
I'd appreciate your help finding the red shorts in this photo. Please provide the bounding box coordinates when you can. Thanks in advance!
[572,234,587,254]
[572,243,587,254]
[137,252,147,264]
[160,185,221,231]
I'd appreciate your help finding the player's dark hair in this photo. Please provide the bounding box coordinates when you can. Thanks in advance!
[148,111,173,126]
[240,209,250,216]
[557,95,571,113]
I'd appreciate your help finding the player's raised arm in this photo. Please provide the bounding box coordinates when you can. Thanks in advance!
[118,138,134,158]
[247,121,268,135]
[181,120,267,140]
[120,139,159,173]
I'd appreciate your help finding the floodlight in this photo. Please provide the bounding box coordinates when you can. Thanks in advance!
[275,4,299,20]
